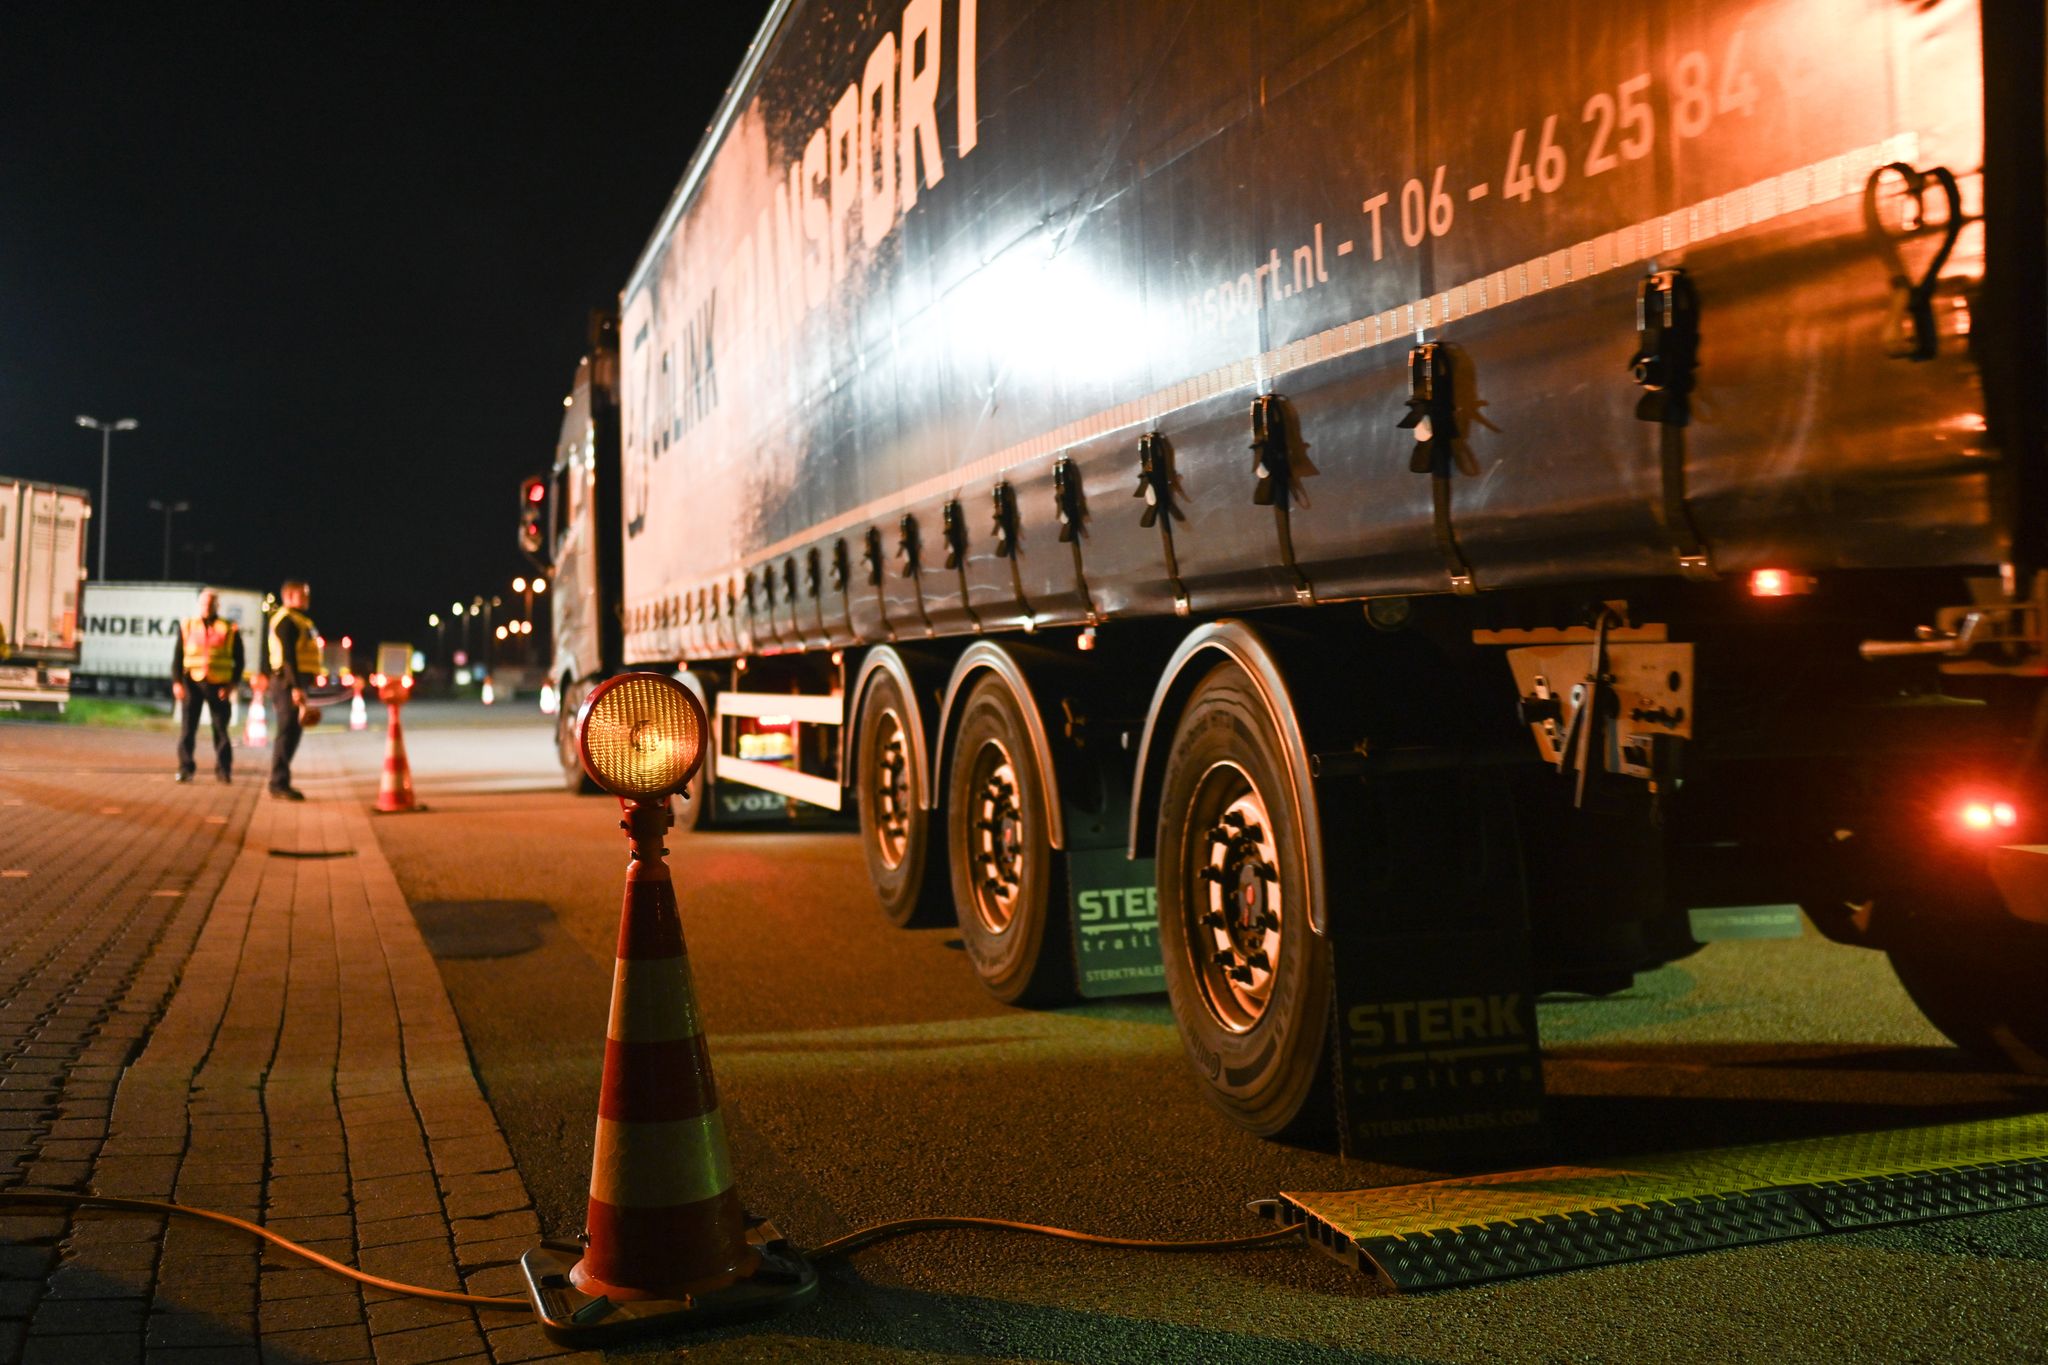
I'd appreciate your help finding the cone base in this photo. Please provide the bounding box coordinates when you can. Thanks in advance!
[521,1220,817,1346]
[373,797,422,814]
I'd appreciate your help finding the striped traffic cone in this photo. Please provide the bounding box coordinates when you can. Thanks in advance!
[573,822,753,1298]
[522,799,815,1343]
[349,683,368,731]
[374,702,418,813]
[244,689,268,748]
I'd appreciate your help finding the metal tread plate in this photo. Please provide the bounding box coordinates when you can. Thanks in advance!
[1278,1112,2048,1290]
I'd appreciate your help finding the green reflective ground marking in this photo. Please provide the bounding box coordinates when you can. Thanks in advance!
[1279,1111,2048,1290]
[1687,903,1803,941]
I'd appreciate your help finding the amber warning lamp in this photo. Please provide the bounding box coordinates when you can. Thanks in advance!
[520,672,816,1344]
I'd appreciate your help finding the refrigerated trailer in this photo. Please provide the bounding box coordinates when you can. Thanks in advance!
[531,0,2048,1156]
[0,479,91,714]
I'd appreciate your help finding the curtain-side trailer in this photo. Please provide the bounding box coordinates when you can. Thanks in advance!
[532,0,2048,1155]
[0,479,92,714]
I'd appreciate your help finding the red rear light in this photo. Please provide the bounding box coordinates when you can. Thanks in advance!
[1954,796,2022,837]
[1749,568,1815,598]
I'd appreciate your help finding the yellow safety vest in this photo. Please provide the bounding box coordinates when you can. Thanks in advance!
[267,607,323,676]
[181,616,239,684]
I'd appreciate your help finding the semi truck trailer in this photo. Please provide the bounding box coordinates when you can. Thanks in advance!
[530,0,2048,1154]
[0,479,91,714]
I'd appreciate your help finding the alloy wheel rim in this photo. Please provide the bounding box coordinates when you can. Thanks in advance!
[872,709,913,870]
[968,740,1025,933]
[1186,761,1283,1033]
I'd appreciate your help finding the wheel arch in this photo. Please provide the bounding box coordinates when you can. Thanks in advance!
[933,641,1069,850]
[1127,620,1328,934]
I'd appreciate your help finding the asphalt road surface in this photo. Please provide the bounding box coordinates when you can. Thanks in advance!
[336,701,2048,1363]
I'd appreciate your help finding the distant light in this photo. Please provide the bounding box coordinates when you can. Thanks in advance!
[410,650,426,671]
[1995,801,2019,829]
[512,576,527,593]
[1077,626,1097,652]
[369,672,387,689]
[562,395,574,408]
[532,578,547,595]
[494,625,508,641]
[427,613,440,627]
[526,480,546,503]
[340,635,352,650]
[452,603,464,616]
[454,667,472,685]
[1962,802,1996,831]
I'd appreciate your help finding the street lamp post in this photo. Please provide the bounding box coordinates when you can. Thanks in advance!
[75,415,139,580]
[147,499,190,581]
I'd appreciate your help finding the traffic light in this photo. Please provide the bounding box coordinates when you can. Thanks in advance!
[518,475,547,556]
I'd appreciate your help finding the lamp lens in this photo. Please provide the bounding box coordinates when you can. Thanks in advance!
[579,674,704,798]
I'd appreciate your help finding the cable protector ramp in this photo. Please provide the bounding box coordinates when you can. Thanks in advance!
[1272,1111,2048,1290]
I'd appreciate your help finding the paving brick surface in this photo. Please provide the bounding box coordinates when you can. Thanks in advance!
[1,729,595,1362]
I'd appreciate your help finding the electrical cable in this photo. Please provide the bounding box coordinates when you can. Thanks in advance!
[803,1214,1305,1261]
[0,1189,1305,1307]
[0,1191,528,1310]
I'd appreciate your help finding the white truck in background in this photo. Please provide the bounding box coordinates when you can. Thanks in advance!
[0,478,92,714]
[76,581,266,698]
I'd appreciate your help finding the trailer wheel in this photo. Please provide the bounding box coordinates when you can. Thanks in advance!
[1156,663,1332,1138]
[856,672,947,926]
[1881,883,2048,1073]
[945,676,1071,1005]
[555,677,600,795]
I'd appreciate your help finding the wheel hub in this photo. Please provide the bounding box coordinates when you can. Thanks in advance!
[872,713,913,870]
[1188,776,1283,1031]
[970,750,1024,932]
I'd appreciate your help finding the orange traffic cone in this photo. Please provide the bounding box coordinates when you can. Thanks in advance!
[521,799,814,1343]
[349,683,368,731]
[575,823,753,1299]
[374,702,418,813]
[244,689,268,748]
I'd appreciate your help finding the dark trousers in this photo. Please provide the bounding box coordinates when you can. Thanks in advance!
[269,676,304,792]
[177,683,235,778]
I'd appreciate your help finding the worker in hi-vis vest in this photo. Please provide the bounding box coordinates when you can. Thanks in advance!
[171,586,245,785]
[266,579,322,801]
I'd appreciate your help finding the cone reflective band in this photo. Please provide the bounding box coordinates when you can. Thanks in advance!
[577,673,705,799]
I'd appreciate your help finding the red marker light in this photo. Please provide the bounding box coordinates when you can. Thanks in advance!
[526,480,546,503]
[1749,568,1814,598]
[1955,797,2022,836]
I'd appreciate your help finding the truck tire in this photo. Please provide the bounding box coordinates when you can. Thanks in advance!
[1156,662,1333,1138]
[856,671,947,927]
[1882,884,2048,1073]
[555,677,601,794]
[945,675,1071,1005]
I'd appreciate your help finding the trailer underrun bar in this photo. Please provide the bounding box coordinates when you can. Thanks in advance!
[1271,1112,2048,1290]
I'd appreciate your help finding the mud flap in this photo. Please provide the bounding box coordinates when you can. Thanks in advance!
[1066,847,1166,997]
[712,783,791,824]
[1322,767,1548,1168]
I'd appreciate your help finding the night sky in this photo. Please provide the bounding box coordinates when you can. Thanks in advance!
[1,3,766,645]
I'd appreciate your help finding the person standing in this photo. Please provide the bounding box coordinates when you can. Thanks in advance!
[266,579,322,800]
[172,587,245,784]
